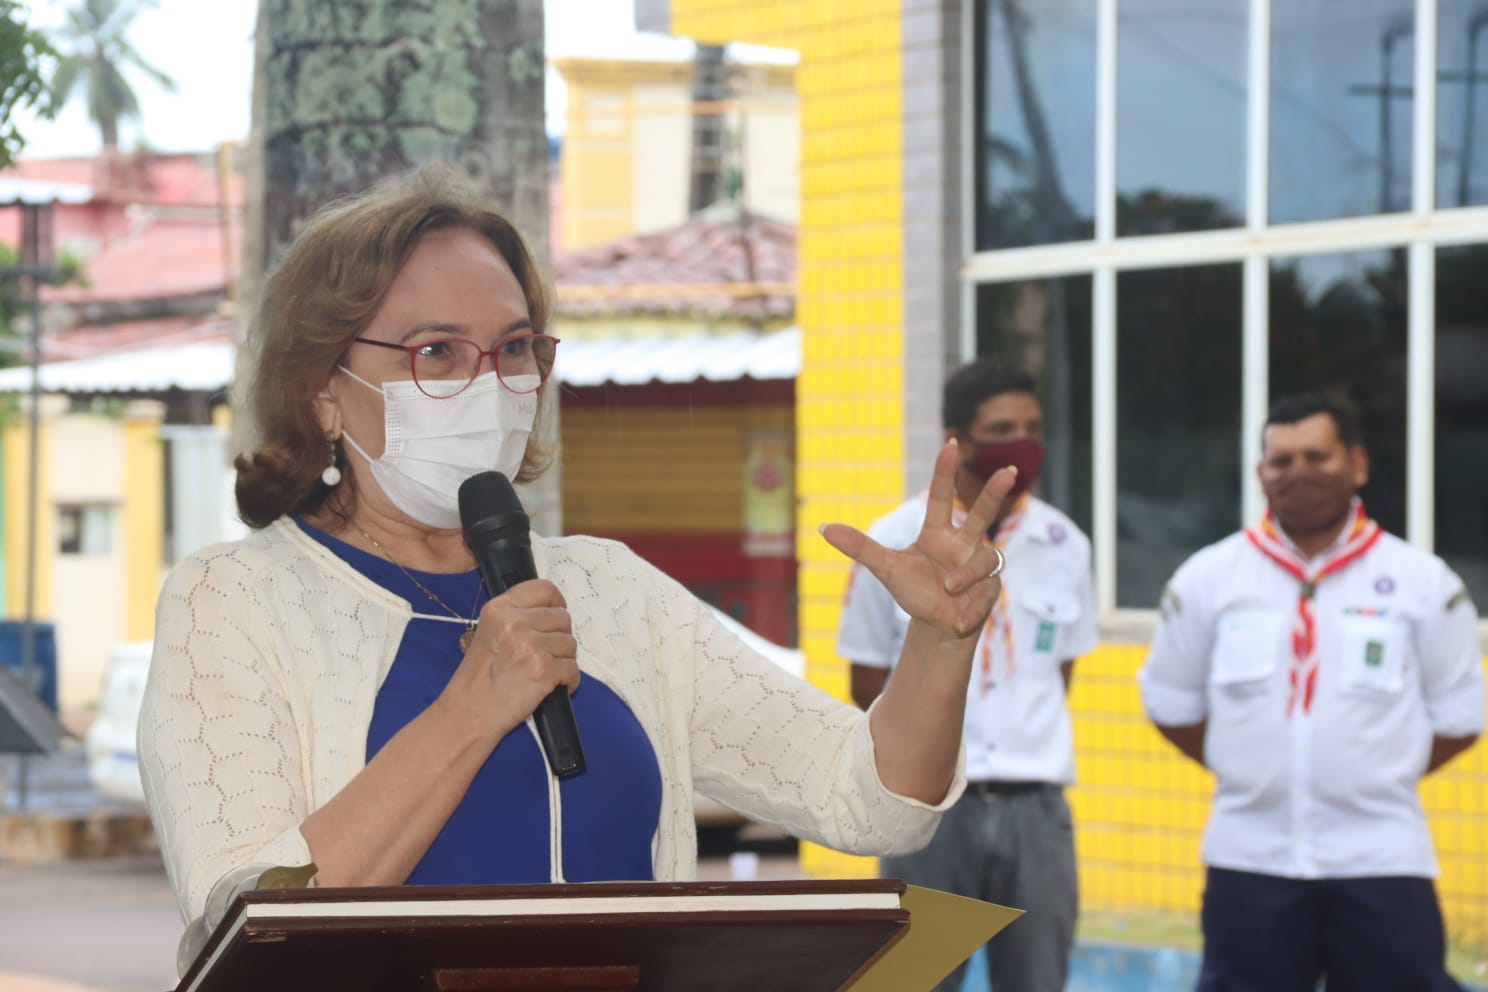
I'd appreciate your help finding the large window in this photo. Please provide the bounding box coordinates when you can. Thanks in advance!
[1270,0,1417,222]
[974,0,1098,250]
[1116,0,1248,235]
[1269,250,1409,537]
[968,0,1488,616]
[1437,1,1488,208]
[1436,243,1488,604]
[1117,265,1242,608]
[976,278,1094,537]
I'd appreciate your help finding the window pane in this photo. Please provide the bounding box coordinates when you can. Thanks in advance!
[1116,265,1242,609]
[1271,0,1416,223]
[1437,1,1488,208]
[976,277,1094,537]
[57,504,114,556]
[1268,250,1408,538]
[974,0,1097,250]
[81,507,113,555]
[1436,244,1488,604]
[58,508,82,555]
[1117,0,1248,236]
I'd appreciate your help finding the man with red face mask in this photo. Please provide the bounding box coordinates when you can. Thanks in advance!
[1141,392,1483,992]
[838,357,1096,992]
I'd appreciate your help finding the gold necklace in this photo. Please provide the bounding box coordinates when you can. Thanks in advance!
[355,526,483,653]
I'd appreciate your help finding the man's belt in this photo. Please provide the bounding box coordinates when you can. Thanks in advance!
[965,780,1051,798]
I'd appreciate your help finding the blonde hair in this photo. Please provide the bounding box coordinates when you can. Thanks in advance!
[234,165,554,528]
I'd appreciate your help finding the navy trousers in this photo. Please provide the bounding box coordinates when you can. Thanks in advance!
[1198,867,1461,992]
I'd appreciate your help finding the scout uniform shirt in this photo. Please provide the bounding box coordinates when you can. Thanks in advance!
[837,493,1097,785]
[1139,508,1483,880]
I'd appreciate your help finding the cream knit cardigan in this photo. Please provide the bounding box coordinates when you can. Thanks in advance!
[138,518,964,923]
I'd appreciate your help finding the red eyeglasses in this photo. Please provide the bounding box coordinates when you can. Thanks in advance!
[352,333,559,398]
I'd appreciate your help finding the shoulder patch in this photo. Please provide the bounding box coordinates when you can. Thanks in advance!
[1159,586,1183,621]
[1445,587,1474,614]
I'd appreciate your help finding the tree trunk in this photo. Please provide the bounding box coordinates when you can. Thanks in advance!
[233,0,561,532]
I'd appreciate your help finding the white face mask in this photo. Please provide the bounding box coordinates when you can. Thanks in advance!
[337,367,540,528]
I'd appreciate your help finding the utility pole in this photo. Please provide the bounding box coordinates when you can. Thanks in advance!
[689,44,729,214]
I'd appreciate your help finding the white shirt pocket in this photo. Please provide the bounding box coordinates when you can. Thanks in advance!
[1015,586,1081,657]
[1337,616,1408,695]
[1211,609,1286,687]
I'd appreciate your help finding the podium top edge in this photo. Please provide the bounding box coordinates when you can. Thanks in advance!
[243,878,908,905]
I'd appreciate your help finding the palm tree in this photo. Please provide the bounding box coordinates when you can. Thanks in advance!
[48,0,173,151]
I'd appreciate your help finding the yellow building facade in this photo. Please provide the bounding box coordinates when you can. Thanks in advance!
[3,399,163,712]
[637,0,1488,953]
[555,53,799,250]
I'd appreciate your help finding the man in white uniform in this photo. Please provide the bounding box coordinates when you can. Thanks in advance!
[839,358,1096,992]
[1141,392,1483,992]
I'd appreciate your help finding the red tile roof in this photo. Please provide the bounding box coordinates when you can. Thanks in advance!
[43,315,232,362]
[551,211,795,321]
[2,152,243,208]
[43,221,229,304]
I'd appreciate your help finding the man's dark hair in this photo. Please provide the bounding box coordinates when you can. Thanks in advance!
[942,357,1038,432]
[1264,391,1363,449]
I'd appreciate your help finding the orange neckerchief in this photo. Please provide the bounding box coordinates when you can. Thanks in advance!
[1244,503,1382,716]
[957,493,1029,693]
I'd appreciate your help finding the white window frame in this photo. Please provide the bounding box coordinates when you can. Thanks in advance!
[961,0,1488,637]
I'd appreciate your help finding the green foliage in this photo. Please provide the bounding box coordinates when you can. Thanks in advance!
[0,241,28,370]
[48,0,174,149]
[0,244,88,370]
[0,0,56,168]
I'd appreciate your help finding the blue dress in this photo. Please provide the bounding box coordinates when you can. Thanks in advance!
[296,518,663,884]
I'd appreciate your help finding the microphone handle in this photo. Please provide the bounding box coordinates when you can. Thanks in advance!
[475,550,587,779]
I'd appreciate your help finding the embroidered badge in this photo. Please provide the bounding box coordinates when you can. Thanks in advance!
[1035,620,1056,652]
[1374,575,1396,595]
[1159,586,1183,621]
[1364,639,1385,668]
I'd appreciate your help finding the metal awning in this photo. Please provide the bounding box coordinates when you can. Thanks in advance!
[0,328,802,394]
[0,338,233,394]
[555,327,800,386]
[0,177,93,206]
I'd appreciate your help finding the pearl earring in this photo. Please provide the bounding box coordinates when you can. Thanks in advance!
[322,434,342,487]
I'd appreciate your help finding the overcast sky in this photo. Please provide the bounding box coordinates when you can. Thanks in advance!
[10,0,661,158]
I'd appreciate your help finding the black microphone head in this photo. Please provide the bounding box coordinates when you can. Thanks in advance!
[459,471,522,520]
[459,471,529,549]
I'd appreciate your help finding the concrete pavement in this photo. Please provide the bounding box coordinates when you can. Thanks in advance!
[0,744,169,991]
[0,854,179,992]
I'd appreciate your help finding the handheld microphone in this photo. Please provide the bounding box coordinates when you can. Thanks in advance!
[458,471,586,778]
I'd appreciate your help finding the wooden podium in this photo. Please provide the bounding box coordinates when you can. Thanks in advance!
[172,878,1020,992]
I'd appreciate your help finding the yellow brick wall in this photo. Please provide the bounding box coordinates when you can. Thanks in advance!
[669,0,906,880]
[658,1,1488,948]
[1073,644,1488,947]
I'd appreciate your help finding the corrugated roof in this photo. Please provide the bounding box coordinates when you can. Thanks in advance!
[556,328,799,386]
[0,328,802,394]
[0,177,93,206]
[0,339,233,394]
[46,316,229,362]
